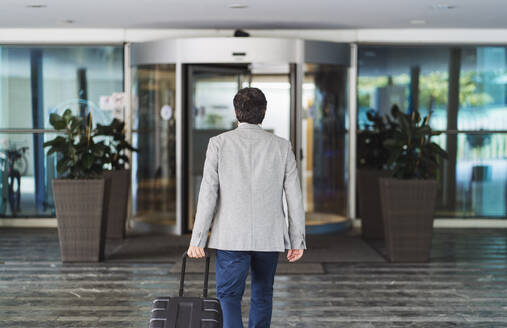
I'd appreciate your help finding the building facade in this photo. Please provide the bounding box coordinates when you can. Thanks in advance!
[1,31,506,232]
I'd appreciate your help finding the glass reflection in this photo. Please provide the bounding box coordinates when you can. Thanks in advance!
[302,64,348,225]
[358,46,507,132]
[434,133,507,217]
[357,46,450,130]
[0,46,124,129]
[458,47,507,131]
[358,45,507,218]
[0,133,57,217]
[131,64,177,227]
[0,45,124,219]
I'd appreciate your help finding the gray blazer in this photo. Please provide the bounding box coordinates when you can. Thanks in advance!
[189,123,306,252]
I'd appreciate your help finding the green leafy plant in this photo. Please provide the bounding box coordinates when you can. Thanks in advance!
[43,109,108,179]
[357,109,398,170]
[95,118,136,170]
[384,105,448,179]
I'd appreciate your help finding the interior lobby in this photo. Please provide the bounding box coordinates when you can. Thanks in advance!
[2,0,507,327]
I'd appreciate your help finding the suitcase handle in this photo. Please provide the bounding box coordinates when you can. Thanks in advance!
[179,251,211,298]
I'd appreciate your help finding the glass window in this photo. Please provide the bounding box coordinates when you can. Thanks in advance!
[458,47,507,131]
[0,45,124,218]
[434,133,507,217]
[358,46,450,130]
[358,45,507,218]
[0,46,124,129]
[0,133,58,217]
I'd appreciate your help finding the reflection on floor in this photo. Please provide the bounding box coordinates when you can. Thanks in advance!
[134,177,176,225]
[2,228,507,327]
[306,212,348,225]
[133,213,177,226]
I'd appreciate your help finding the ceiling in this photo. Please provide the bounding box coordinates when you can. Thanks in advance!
[1,0,507,29]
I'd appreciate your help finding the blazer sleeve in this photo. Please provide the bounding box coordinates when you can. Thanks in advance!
[190,137,219,248]
[283,141,307,250]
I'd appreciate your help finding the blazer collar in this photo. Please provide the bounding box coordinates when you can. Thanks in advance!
[237,122,262,130]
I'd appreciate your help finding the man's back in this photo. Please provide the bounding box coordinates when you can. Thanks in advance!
[189,123,306,252]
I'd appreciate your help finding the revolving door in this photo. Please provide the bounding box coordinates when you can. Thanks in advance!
[130,37,351,235]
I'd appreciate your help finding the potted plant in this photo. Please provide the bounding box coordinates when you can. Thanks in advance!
[96,118,136,239]
[43,109,110,262]
[357,109,396,239]
[380,106,448,262]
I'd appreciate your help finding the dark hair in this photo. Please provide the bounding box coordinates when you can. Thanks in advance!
[233,87,267,124]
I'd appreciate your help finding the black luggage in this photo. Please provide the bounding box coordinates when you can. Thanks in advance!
[149,251,223,328]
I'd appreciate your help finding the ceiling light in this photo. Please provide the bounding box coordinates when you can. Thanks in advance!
[228,3,248,9]
[26,4,47,8]
[432,3,455,9]
[410,19,427,25]
[61,20,75,24]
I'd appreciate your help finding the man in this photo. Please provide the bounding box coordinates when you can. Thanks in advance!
[187,87,306,328]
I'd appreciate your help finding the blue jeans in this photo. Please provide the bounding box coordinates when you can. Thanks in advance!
[215,250,279,328]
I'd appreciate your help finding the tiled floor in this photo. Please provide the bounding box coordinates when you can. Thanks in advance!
[1,228,507,327]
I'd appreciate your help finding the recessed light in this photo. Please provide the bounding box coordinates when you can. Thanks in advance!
[410,19,427,25]
[26,4,47,8]
[228,3,248,9]
[61,19,75,24]
[432,3,455,9]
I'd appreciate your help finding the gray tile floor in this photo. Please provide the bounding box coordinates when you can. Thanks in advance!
[1,228,507,327]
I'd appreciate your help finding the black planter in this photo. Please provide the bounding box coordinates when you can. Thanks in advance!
[357,169,391,240]
[379,178,437,262]
[104,169,131,239]
[52,179,108,262]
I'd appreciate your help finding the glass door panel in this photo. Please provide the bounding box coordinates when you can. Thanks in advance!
[302,64,349,229]
[131,64,177,231]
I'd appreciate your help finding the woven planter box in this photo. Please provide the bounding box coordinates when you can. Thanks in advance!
[52,179,108,262]
[379,178,437,262]
[104,169,131,239]
[358,169,391,240]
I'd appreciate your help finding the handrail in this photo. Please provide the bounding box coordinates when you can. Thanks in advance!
[0,129,60,134]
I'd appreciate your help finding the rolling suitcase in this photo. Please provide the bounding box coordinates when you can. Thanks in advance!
[149,251,223,328]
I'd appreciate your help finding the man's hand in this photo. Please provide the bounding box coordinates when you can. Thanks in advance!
[187,246,205,258]
[287,249,304,262]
